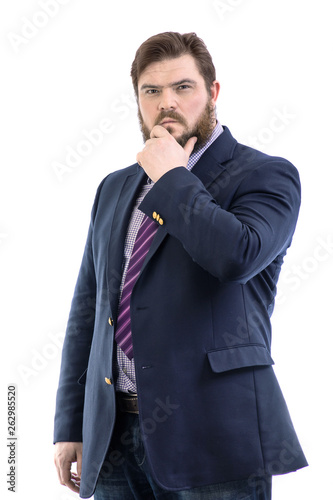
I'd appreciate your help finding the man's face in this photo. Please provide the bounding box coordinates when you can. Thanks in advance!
[137,55,220,149]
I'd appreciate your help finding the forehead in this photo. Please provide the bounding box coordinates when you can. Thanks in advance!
[138,54,204,86]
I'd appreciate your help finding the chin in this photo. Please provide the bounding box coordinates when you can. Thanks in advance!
[165,126,183,138]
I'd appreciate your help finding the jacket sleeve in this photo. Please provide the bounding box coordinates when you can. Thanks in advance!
[139,159,301,284]
[53,180,105,443]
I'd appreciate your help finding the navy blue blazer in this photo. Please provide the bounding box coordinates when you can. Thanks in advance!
[54,126,307,498]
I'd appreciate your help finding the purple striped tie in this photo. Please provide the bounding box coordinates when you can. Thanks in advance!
[115,215,159,359]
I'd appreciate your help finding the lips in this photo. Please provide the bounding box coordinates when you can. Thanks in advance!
[160,120,177,125]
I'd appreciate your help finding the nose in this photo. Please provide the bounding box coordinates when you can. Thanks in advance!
[158,88,177,111]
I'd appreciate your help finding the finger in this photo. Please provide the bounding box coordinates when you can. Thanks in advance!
[54,453,66,485]
[150,125,170,139]
[76,450,82,478]
[58,458,72,486]
[72,472,81,484]
[54,454,60,481]
[55,454,78,490]
[183,136,198,158]
[63,474,80,493]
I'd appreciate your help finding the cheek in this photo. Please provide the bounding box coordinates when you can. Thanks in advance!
[184,97,207,124]
[139,102,155,126]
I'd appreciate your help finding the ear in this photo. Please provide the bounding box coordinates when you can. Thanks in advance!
[210,80,220,105]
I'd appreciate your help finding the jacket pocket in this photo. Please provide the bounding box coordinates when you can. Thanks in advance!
[207,343,274,374]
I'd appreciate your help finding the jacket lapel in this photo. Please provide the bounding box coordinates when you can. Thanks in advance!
[107,166,146,315]
[191,126,237,189]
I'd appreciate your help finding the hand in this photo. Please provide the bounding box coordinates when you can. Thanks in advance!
[136,125,197,183]
[54,441,82,494]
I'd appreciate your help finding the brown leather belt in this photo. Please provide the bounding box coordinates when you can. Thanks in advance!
[116,392,139,414]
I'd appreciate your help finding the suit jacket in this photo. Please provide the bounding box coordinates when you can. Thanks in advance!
[54,126,307,498]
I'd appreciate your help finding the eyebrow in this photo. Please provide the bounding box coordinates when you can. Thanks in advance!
[140,79,197,91]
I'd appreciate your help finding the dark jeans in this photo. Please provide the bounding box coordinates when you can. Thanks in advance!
[94,412,272,500]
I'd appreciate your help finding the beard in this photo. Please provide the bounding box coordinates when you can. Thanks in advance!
[138,100,217,152]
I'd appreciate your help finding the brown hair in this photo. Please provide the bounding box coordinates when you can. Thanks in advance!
[131,32,216,98]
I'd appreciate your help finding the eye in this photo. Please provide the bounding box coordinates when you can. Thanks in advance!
[177,85,191,91]
[146,89,159,95]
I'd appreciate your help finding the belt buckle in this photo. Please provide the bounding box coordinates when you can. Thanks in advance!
[117,392,139,414]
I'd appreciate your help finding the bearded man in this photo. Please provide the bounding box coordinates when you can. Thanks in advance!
[54,32,307,499]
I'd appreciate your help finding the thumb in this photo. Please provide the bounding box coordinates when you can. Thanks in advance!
[183,136,197,158]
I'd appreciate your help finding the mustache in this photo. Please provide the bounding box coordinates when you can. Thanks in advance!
[154,111,187,127]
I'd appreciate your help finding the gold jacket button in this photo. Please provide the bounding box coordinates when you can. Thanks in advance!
[153,211,157,220]
[105,377,112,385]
[159,218,164,225]
[108,317,114,326]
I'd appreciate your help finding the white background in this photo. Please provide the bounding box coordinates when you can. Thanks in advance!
[1,0,332,498]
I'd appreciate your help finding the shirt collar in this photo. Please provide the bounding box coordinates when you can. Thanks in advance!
[187,121,223,171]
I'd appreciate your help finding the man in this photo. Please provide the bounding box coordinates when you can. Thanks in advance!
[54,32,307,499]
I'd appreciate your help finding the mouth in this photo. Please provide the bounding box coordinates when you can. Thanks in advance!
[160,119,178,126]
